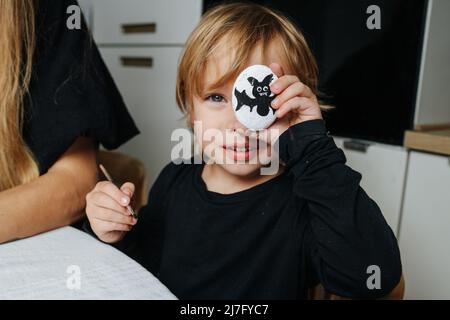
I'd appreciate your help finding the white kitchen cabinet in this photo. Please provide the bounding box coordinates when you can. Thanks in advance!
[81,0,202,186]
[99,47,185,181]
[77,0,93,28]
[333,137,408,235]
[92,0,202,45]
[399,151,450,299]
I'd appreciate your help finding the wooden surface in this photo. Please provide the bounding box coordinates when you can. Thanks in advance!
[404,129,450,156]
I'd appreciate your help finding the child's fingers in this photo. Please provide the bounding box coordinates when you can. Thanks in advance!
[93,219,133,233]
[271,76,313,98]
[87,191,129,216]
[271,82,309,109]
[275,97,313,118]
[96,181,130,206]
[90,207,137,226]
[269,62,284,78]
[120,182,135,198]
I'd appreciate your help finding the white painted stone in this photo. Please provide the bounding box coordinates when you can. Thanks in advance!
[232,65,278,131]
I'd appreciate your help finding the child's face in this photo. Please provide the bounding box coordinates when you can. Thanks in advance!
[192,39,283,177]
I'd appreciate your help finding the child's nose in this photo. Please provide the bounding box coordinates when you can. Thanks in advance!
[222,104,242,127]
[224,102,248,133]
[230,118,248,134]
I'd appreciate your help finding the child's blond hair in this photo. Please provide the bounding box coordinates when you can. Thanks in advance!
[176,2,321,125]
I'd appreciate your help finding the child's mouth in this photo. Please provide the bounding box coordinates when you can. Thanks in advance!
[223,143,259,162]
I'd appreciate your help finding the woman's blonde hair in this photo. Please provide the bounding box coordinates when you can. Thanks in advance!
[176,2,322,125]
[0,0,39,191]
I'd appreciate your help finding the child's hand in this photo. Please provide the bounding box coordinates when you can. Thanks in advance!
[268,62,323,139]
[85,181,137,243]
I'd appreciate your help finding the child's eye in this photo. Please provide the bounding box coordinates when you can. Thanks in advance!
[263,86,269,91]
[207,94,225,103]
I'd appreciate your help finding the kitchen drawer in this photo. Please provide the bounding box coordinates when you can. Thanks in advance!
[99,47,185,183]
[333,137,408,235]
[399,151,450,299]
[92,0,202,45]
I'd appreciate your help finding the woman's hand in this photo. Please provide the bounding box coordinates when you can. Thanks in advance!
[267,62,323,142]
[85,181,137,243]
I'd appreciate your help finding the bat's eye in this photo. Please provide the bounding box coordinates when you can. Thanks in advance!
[263,86,269,92]
[257,87,262,92]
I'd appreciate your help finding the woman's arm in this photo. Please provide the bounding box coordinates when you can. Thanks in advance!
[0,137,98,244]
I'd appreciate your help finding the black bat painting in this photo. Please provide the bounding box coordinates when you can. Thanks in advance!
[234,74,276,117]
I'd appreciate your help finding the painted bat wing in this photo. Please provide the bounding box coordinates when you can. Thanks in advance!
[234,89,257,111]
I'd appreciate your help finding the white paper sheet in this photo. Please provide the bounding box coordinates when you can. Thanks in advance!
[0,226,177,300]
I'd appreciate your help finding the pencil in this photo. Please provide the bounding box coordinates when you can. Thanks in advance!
[99,164,138,219]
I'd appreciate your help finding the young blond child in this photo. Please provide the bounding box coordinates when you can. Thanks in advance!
[84,3,401,299]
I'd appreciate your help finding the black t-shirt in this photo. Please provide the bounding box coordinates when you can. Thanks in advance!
[22,0,139,174]
[85,120,402,299]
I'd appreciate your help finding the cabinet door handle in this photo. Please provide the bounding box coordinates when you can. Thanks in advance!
[120,57,153,68]
[121,23,156,34]
[343,140,371,153]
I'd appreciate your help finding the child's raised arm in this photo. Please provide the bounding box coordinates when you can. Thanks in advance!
[268,63,401,298]
[277,119,402,299]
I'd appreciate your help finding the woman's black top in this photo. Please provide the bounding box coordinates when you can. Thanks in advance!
[22,0,139,174]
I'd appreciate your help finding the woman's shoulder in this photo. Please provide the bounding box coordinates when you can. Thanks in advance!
[24,0,139,175]
[34,0,82,37]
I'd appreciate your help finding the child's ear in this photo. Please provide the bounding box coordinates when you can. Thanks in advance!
[247,77,257,86]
